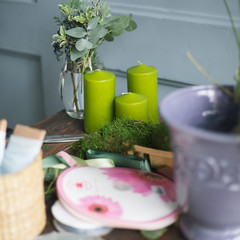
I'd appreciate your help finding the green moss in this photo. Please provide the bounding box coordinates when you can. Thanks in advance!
[72,119,171,159]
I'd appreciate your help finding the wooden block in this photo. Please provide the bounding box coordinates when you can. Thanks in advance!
[13,124,46,141]
[0,119,7,132]
[154,166,174,181]
[128,145,173,168]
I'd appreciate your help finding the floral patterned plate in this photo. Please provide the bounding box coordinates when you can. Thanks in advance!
[56,166,179,230]
[51,200,112,236]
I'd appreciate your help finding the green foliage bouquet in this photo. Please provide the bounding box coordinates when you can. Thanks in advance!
[52,0,137,118]
[52,0,137,73]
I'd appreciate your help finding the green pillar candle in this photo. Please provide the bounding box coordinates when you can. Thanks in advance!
[84,70,115,133]
[115,92,148,121]
[127,64,158,123]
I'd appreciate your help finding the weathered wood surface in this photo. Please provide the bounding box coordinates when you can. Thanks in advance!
[33,110,185,240]
[128,145,173,168]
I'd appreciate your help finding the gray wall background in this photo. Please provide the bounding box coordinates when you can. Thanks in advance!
[0,0,238,128]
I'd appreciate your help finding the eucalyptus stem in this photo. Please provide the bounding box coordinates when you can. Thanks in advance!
[80,58,86,95]
[89,57,93,71]
[71,62,80,112]
[53,0,137,118]
[73,54,88,114]
[72,49,94,111]
[88,50,95,71]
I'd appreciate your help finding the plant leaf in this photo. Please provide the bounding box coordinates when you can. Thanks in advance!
[59,4,71,14]
[109,23,125,36]
[52,34,64,41]
[73,15,86,24]
[126,19,137,32]
[104,33,114,42]
[66,27,86,38]
[86,6,93,21]
[68,14,73,21]
[88,25,108,44]
[117,15,130,29]
[99,27,109,38]
[99,2,111,18]
[88,25,102,44]
[59,41,67,47]
[60,26,66,36]
[101,16,118,27]
[70,47,88,61]
[76,38,93,51]
[88,17,100,30]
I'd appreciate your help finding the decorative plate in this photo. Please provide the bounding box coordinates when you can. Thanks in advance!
[51,200,112,236]
[56,166,179,230]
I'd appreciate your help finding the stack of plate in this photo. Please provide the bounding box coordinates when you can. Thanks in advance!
[53,166,179,236]
[35,231,103,240]
[51,201,112,237]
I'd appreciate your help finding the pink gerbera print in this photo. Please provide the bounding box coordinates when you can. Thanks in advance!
[102,168,176,202]
[78,196,123,219]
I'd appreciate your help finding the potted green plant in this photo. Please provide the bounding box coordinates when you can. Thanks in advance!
[52,0,137,119]
[159,1,240,240]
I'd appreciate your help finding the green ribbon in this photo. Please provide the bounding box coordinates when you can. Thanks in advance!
[42,154,115,170]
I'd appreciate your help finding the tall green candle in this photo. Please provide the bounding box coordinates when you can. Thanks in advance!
[115,92,148,121]
[84,70,115,133]
[127,64,158,123]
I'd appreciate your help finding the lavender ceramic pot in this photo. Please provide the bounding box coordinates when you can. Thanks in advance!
[159,85,240,240]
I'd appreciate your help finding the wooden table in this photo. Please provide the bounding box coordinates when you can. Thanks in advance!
[33,110,185,240]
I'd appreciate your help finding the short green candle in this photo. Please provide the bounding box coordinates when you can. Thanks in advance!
[127,64,158,123]
[84,70,115,133]
[115,92,148,121]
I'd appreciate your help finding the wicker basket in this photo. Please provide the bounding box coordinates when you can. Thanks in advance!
[0,152,46,240]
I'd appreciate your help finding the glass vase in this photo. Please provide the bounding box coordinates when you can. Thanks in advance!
[59,55,104,119]
[59,65,84,119]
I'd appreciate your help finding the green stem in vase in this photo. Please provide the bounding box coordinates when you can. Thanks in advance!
[70,47,96,113]
[52,0,137,118]
[71,62,80,112]
[88,54,93,71]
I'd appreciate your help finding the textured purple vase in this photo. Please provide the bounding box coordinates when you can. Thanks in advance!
[159,85,240,240]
